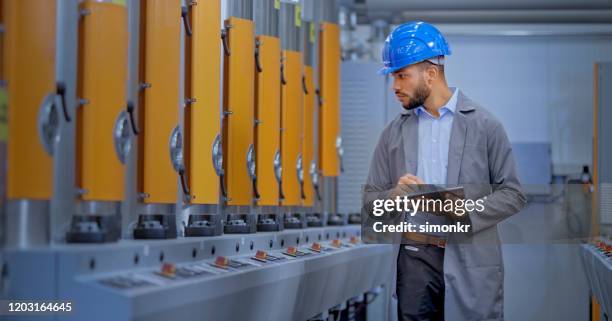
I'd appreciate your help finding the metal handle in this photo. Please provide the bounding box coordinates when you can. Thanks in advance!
[279,181,285,201]
[302,75,309,95]
[37,93,60,156]
[212,134,227,200]
[181,6,192,37]
[336,136,345,173]
[280,62,287,85]
[274,151,284,201]
[297,155,305,200]
[113,111,131,164]
[56,81,70,122]
[252,177,261,200]
[126,101,139,135]
[255,39,263,73]
[179,168,191,202]
[169,126,189,201]
[314,183,321,201]
[246,144,259,200]
[221,26,231,56]
[310,161,321,201]
[300,181,306,200]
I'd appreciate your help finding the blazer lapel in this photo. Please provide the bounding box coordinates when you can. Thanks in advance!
[401,111,419,175]
[446,91,474,185]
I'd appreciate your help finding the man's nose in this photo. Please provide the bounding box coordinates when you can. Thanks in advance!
[392,77,401,92]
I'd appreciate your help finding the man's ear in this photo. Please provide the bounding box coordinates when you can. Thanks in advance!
[426,65,439,82]
[422,65,436,85]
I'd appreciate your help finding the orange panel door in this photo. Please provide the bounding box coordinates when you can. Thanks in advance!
[318,22,340,177]
[187,0,221,205]
[255,35,281,206]
[280,50,302,206]
[140,0,180,204]
[302,65,314,206]
[4,0,56,199]
[78,0,128,201]
[223,17,255,206]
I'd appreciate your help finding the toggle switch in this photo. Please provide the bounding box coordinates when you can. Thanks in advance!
[213,256,230,269]
[253,250,268,262]
[284,246,298,257]
[331,239,342,248]
[283,246,311,258]
[310,242,322,252]
[160,263,176,278]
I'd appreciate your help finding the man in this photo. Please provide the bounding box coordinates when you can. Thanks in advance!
[365,21,526,321]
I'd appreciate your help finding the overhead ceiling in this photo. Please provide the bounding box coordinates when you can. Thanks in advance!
[340,0,612,24]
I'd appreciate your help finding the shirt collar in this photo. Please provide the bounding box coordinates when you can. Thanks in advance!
[414,87,459,117]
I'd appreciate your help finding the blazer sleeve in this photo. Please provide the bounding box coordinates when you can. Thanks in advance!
[361,125,402,243]
[467,122,527,233]
[363,125,395,204]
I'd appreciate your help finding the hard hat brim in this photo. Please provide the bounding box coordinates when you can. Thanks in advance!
[378,65,403,76]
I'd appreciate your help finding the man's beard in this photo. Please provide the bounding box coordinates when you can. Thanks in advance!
[400,83,430,110]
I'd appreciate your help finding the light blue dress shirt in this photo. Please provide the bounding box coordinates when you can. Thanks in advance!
[406,87,458,238]
[415,87,458,185]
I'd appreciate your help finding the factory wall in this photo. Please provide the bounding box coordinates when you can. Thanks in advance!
[386,27,612,175]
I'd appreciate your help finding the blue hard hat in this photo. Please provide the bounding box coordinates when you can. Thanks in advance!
[379,21,451,75]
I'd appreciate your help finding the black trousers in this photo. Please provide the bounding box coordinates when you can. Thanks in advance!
[396,244,445,321]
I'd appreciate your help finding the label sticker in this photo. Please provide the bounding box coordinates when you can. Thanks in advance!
[274,0,280,10]
[309,23,315,43]
[295,5,302,28]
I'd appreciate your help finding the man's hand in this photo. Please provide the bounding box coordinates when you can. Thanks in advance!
[390,173,424,198]
[398,173,424,186]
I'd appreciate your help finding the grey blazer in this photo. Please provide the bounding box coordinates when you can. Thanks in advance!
[365,90,526,321]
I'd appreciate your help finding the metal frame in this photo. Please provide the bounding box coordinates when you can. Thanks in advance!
[51,0,80,244]
[3,225,392,321]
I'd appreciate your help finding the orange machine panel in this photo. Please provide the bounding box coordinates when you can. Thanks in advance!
[4,0,56,199]
[78,1,127,201]
[302,65,314,206]
[223,17,254,206]
[280,50,302,206]
[187,0,220,204]
[318,22,340,177]
[140,0,180,204]
[0,0,5,145]
[0,0,4,80]
[255,35,281,206]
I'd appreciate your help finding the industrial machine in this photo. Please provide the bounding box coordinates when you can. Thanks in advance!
[133,0,182,240]
[222,0,257,234]
[182,0,224,237]
[253,0,283,232]
[0,0,393,320]
[69,0,130,243]
[280,0,305,229]
[584,61,612,321]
